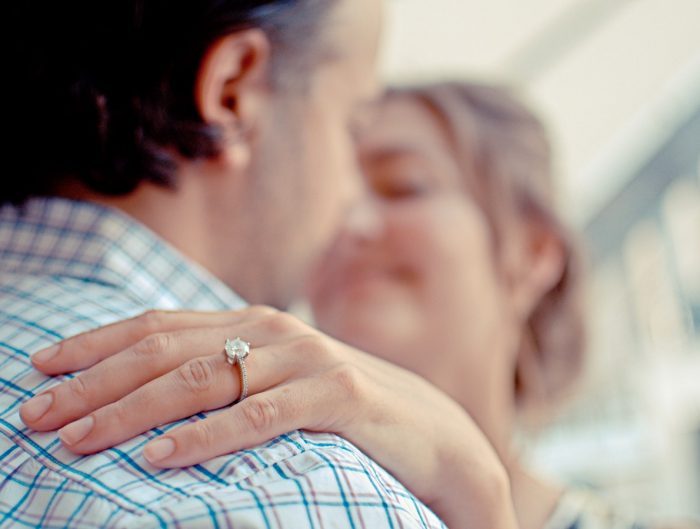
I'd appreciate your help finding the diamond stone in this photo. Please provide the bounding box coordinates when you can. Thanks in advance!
[225,337,250,364]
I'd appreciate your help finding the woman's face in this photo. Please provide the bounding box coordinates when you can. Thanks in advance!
[307,95,521,435]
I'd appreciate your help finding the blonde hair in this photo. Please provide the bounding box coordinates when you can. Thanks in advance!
[390,82,586,408]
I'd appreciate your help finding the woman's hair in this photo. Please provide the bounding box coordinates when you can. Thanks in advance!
[5,0,334,205]
[391,82,586,409]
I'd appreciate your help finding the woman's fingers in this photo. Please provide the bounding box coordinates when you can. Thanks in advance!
[20,308,353,461]
[56,353,236,454]
[22,328,215,431]
[57,348,288,454]
[30,306,279,375]
[142,380,327,468]
[20,316,298,432]
[29,329,322,454]
[53,338,338,455]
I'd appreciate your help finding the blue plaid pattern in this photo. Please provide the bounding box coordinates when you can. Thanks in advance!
[0,198,446,529]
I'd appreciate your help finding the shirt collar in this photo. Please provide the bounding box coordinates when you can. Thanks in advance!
[0,197,246,311]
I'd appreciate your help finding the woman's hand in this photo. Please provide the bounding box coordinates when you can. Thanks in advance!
[20,307,517,529]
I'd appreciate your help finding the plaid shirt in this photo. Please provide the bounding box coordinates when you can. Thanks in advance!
[0,198,446,529]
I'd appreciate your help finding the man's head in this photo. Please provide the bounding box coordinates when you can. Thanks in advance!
[8,0,383,307]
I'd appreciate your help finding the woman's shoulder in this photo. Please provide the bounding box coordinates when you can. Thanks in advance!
[543,488,647,529]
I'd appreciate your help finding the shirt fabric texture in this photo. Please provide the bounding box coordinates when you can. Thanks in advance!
[0,198,446,529]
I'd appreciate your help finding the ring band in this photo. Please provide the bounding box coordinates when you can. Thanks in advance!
[224,337,251,402]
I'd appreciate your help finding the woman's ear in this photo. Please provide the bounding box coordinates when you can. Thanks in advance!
[194,29,272,170]
[509,214,566,321]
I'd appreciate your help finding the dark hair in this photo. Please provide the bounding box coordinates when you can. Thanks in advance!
[390,82,587,408]
[5,0,334,205]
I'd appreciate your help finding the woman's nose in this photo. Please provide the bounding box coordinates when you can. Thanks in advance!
[342,198,384,243]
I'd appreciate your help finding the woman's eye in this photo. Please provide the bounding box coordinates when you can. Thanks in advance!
[375,174,431,199]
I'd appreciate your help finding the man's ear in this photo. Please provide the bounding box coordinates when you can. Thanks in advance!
[194,29,272,167]
[510,216,566,320]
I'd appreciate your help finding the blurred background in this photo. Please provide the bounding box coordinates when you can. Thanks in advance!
[380,0,700,520]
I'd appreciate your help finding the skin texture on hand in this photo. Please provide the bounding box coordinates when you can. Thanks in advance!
[21,308,518,529]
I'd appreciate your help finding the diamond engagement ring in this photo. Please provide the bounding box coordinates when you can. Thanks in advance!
[224,337,251,402]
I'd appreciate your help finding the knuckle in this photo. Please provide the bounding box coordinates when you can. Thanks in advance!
[66,375,90,400]
[192,421,217,451]
[329,364,363,401]
[177,358,216,394]
[265,311,299,334]
[73,329,97,352]
[240,397,278,434]
[246,305,279,318]
[106,399,130,426]
[133,332,171,358]
[293,334,329,362]
[138,310,165,334]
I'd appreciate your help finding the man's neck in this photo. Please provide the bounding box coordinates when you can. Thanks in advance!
[58,180,222,286]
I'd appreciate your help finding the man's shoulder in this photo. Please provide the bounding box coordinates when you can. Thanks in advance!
[5,427,444,528]
[0,272,445,528]
[0,271,144,354]
[2,403,444,528]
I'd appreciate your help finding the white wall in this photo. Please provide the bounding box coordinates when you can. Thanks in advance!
[380,0,700,224]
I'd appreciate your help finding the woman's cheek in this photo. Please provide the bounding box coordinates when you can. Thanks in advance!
[397,197,478,279]
[412,199,498,323]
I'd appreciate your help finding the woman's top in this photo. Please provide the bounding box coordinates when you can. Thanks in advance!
[544,488,646,529]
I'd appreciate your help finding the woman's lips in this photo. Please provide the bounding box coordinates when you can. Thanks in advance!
[319,264,418,302]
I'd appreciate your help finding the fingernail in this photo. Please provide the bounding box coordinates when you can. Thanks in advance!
[32,345,60,364]
[58,416,94,446]
[144,438,176,463]
[20,393,54,422]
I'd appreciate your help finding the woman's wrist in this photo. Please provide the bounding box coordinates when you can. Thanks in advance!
[435,466,517,529]
[430,427,518,529]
